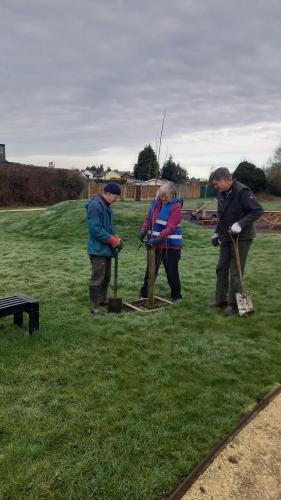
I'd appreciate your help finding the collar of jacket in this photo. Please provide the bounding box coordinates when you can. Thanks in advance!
[97,193,112,212]
[218,183,235,216]
[222,186,233,198]
[154,197,180,209]
[218,179,249,217]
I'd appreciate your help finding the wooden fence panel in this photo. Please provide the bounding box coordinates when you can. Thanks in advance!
[123,185,135,200]
[140,185,159,200]
[88,182,103,198]
[88,181,201,200]
[186,184,201,198]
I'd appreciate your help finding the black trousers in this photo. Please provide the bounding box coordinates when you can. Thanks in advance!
[140,248,182,300]
[215,239,252,306]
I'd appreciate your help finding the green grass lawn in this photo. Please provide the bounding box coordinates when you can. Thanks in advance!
[0,200,280,499]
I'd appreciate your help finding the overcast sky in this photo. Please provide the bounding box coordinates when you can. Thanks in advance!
[1,0,280,178]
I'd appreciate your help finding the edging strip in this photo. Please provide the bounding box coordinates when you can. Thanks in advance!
[167,384,281,500]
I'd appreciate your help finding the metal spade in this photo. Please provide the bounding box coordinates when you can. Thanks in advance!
[229,232,254,316]
[108,251,123,313]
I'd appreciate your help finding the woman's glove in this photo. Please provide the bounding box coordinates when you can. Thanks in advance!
[139,229,147,242]
[145,237,162,248]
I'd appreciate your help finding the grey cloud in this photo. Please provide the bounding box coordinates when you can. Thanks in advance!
[0,0,281,161]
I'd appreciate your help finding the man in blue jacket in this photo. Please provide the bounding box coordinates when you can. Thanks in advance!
[86,183,122,316]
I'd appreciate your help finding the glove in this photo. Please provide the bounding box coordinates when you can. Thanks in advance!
[145,237,162,249]
[211,233,220,247]
[230,222,242,234]
[139,229,147,242]
[108,235,122,249]
[115,234,124,250]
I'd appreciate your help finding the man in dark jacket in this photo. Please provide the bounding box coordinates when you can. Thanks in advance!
[209,167,264,315]
[86,183,122,316]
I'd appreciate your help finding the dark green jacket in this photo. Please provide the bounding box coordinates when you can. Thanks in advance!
[216,180,264,241]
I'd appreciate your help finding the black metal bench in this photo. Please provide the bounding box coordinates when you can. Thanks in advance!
[0,295,39,335]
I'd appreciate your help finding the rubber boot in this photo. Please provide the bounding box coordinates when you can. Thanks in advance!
[99,282,109,306]
[89,285,105,316]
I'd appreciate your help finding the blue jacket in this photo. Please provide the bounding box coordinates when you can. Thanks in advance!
[86,194,115,257]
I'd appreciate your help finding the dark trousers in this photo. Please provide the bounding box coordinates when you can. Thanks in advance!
[89,256,111,307]
[140,248,182,300]
[215,239,252,306]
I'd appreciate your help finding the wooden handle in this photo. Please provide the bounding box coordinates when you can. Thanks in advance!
[147,246,155,309]
[229,232,243,290]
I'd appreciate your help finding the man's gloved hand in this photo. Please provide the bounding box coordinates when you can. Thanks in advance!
[139,229,147,242]
[145,237,162,249]
[115,234,124,250]
[211,233,220,247]
[108,235,123,249]
[230,222,242,234]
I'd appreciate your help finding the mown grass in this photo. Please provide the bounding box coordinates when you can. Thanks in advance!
[0,200,281,499]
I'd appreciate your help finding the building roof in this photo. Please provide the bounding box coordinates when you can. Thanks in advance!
[82,169,104,180]
[114,170,134,177]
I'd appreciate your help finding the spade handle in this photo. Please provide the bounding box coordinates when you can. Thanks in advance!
[114,251,118,298]
[229,231,244,291]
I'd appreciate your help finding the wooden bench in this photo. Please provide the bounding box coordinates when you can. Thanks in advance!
[200,216,219,225]
[257,211,281,231]
[0,295,39,335]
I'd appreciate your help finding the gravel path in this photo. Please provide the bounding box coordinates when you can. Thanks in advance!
[182,393,281,500]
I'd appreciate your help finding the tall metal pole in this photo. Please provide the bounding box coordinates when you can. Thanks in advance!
[157,111,166,173]
[147,111,166,309]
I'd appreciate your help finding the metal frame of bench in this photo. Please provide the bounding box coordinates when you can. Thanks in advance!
[0,295,39,335]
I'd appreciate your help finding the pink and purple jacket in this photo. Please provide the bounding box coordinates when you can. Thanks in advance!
[141,198,183,250]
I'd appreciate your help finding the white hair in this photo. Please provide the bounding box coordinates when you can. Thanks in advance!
[157,182,177,198]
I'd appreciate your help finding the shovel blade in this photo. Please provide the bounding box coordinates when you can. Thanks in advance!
[108,297,123,314]
[236,292,254,316]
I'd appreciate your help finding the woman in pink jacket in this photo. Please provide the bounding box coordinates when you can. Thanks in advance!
[139,182,183,302]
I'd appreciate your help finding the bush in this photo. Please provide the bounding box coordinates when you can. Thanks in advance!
[233,161,267,193]
[265,145,281,196]
[266,164,281,196]
[0,163,85,206]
